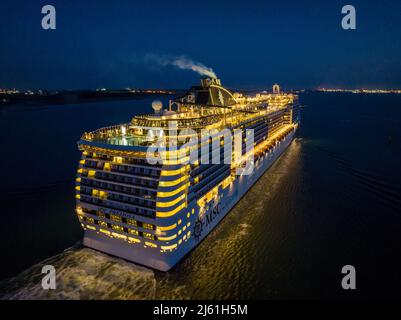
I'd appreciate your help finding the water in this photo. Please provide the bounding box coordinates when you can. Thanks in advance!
[0,93,401,299]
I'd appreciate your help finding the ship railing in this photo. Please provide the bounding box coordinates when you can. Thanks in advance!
[81,123,129,141]
[132,113,225,129]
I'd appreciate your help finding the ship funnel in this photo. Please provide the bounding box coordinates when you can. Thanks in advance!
[152,100,163,115]
[201,77,221,88]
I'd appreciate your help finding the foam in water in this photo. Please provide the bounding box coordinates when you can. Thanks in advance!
[0,245,156,300]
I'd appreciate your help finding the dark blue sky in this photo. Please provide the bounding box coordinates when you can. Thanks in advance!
[1,0,401,90]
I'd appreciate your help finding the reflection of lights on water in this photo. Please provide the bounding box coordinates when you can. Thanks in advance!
[280,137,302,170]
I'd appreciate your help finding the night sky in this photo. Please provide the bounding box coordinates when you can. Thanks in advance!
[1,0,401,90]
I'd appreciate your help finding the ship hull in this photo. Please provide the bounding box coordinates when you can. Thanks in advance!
[83,129,296,271]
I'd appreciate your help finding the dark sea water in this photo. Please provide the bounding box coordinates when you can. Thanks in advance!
[0,93,401,299]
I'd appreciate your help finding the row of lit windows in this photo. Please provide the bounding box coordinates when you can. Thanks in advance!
[80,218,192,251]
[160,165,190,177]
[78,206,155,230]
[156,202,187,218]
[78,194,155,218]
[156,194,186,209]
[85,152,162,168]
[79,169,159,189]
[159,176,188,187]
[107,192,154,208]
[196,176,232,208]
[80,147,150,162]
[92,189,107,199]
[82,225,148,246]
[79,177,156,199]
[253,125,295,159]
[80,215,156,240]
[78,186,155,209]
[235,114,269,130]
[192,165,230,196]
[84,159,160,177]
[157,182,189,198]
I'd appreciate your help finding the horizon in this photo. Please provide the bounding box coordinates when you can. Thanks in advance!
[2,82,401,92]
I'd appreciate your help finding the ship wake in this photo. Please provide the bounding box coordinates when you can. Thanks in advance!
[0,245,156,300]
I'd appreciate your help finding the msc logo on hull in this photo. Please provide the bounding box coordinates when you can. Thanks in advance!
[193,203,224,241]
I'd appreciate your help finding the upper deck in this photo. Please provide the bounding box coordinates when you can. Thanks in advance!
[78,78,298,150]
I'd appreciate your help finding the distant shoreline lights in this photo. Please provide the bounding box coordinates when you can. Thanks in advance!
[317,88,401,94]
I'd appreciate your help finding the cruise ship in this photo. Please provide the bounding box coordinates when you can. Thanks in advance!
[75,78,300,271]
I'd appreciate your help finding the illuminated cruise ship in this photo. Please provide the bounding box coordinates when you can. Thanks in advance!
[75,78,300,271]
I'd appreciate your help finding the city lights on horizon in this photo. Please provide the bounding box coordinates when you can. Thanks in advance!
[2,87,401,96]
[317,88,401,94]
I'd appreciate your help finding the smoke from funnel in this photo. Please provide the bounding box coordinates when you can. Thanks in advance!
[145,54,217,78]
